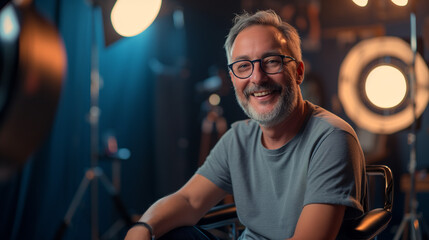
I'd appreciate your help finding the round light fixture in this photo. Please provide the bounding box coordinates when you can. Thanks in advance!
[353,0,368,7]
[364,64,407,109]
[110,0,162,37]
[338,36,429,134]
[391,0,408,7]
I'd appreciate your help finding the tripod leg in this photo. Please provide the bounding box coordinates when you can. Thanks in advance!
[100,219,126,240]
[410,215,422,240]
[98,169,132,226]
[54,170,92,240]
[394,214,411,240]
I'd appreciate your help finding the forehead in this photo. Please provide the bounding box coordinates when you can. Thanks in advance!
[231,25,287,60]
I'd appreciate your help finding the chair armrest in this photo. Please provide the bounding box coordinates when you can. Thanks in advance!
[341,208,392,240]
[197,203,237,229]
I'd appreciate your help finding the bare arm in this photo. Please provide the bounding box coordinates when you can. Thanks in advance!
[125,174,227,240]
[287,204,346,240]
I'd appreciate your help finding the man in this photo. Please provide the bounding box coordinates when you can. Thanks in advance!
[125,9,366,240]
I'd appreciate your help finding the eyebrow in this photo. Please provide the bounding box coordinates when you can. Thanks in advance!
[232,51,284,62]
[232,55,250,62]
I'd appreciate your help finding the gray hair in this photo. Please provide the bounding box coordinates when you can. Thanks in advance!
[224,10,302,64]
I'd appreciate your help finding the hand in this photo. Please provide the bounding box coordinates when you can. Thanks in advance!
[124,225,152,240]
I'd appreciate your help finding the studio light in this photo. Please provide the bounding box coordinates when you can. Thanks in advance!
[391,0,408,7]
[97,0,162,45]
[352,0,408,7]
[338,36,429,134]
[110,0,162,37]
[0,1,66,180]
[347,2,426,239]
[365,64,407,109]
[353,0,368,7]
[0,3,19,42]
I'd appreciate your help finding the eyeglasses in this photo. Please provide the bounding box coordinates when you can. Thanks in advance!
[228,55,296,79]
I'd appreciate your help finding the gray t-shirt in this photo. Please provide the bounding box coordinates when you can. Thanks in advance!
[196,102,366,239]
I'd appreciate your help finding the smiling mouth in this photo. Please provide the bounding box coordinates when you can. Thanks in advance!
[244,83,282,99]
[252,91,272,97]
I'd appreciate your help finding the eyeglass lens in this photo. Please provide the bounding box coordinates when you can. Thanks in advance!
[231,55,284,79]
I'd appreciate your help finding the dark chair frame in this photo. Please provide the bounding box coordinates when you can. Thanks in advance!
[197,165,393,240]
[340,165,393,240]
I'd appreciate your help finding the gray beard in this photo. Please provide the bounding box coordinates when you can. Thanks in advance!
[235,83,296,127]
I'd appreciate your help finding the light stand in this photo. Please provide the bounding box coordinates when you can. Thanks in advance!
[55,2,132,240]
[393,12,427,240]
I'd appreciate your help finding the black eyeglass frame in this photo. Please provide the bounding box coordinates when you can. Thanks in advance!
[228,55,296,79]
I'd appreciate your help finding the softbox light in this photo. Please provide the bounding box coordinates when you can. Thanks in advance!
[0,2,66,180]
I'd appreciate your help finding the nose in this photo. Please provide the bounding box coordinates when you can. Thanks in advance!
[250,61,267,85]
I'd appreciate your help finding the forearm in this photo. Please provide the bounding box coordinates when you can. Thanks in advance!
[126,192,215,240]
[125,174,227,240]
[139,193,207,237]
[286,204,345,240]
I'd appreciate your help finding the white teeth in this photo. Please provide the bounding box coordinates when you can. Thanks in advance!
[253,91,270,97]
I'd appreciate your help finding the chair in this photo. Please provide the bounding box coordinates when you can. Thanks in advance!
[197,165,393,240]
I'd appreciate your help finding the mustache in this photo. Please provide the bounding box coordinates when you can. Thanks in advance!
[243,83,283,98]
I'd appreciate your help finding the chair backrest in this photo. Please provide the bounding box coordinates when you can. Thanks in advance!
[198,165,394,240]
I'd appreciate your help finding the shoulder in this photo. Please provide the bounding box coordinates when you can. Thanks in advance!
[306,102,358,139]
[216,119,260,149]
[304,103,364,161]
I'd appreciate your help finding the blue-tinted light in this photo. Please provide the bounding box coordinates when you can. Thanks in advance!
[0,4,20,42]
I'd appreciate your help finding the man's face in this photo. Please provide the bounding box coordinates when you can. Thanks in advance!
[229,25,303,127]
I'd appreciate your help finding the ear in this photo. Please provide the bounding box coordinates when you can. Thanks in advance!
[295,61,305,85]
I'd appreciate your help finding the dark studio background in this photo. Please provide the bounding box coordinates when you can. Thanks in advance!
[1,0,429,239]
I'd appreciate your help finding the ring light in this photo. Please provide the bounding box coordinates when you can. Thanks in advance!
[338,36,429,134]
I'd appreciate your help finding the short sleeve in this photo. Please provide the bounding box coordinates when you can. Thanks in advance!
[196,130,233,194]
[304,129,366,218]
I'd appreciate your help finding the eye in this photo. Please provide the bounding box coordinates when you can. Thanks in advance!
[235,61,252,71]
[263,56,281,66]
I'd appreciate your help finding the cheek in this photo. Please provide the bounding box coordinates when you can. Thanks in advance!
[284,67,299,85]
[231,78,245,92]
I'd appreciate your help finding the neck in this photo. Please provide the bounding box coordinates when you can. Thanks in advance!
[260,99,307,150]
